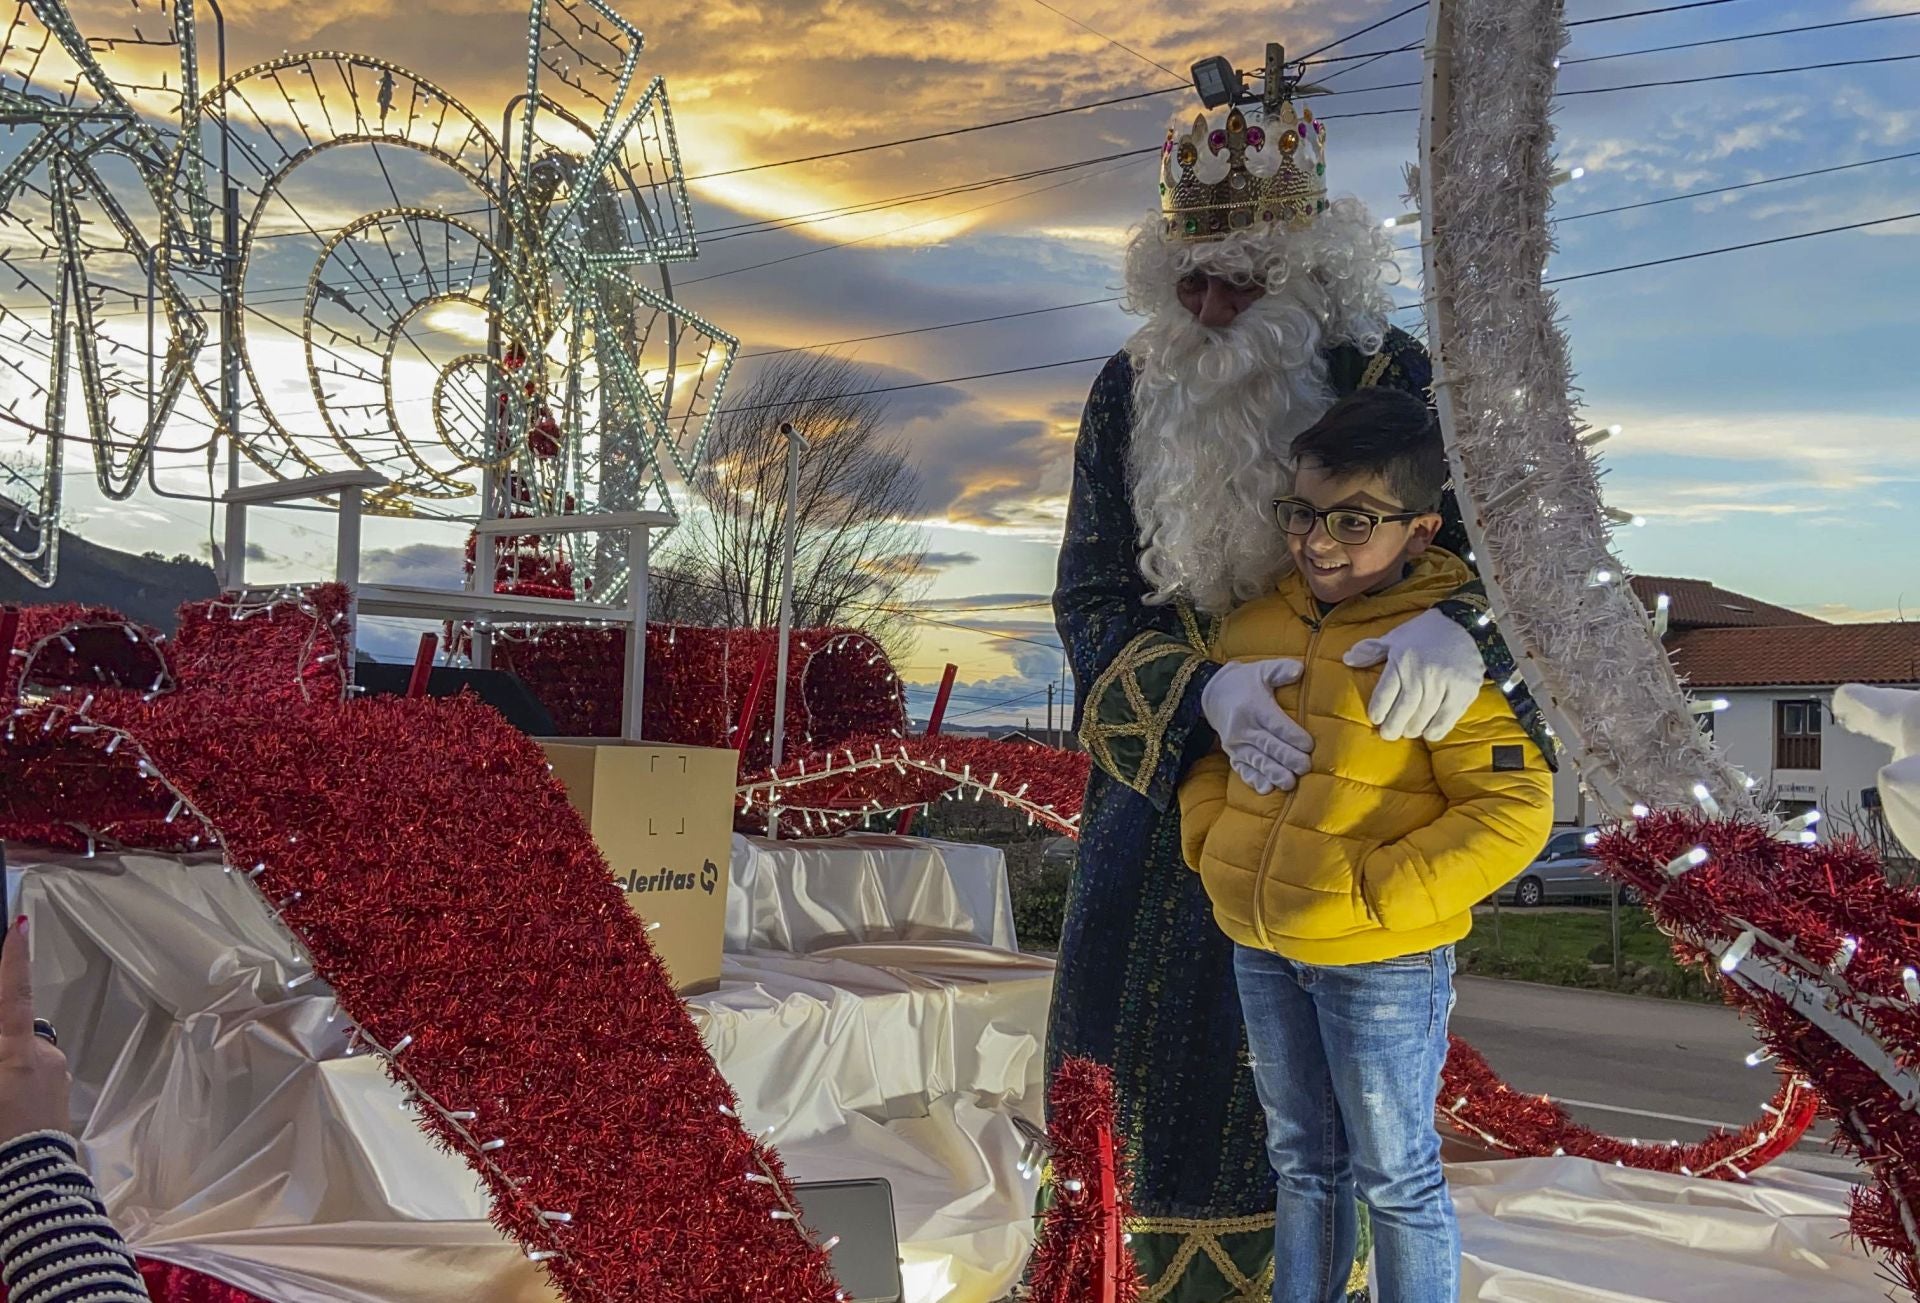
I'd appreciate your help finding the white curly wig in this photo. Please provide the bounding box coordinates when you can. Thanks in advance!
[1122,197,1402,615]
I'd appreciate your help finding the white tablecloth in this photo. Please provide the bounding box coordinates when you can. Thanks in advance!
[726,834,1018,954]
[1454,1157,1885,1300]
[693,944,1052,1302]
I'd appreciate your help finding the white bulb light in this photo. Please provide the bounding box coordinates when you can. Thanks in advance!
[1719,930,1757,975]
[1664,846,1708,877]
[1833,936,1858,973]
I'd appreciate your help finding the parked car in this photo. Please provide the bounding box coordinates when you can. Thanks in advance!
[1041,836,1078,871]
[1506,827,1640,907]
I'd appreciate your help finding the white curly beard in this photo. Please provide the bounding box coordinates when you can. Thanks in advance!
[1122,200,1400,616]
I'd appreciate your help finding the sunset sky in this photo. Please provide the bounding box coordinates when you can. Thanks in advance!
[28,0,1920,727]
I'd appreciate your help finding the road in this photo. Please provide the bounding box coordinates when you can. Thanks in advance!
[1450,975,1855,1179]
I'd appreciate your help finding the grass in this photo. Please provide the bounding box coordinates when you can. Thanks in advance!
[1460,906,1719,1002]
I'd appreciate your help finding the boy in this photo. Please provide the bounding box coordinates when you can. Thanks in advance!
[1178,387,1553,1303]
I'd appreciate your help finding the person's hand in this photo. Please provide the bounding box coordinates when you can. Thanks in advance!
[0,915,73,1143]
[1201,658,1312,795]
[1344,607,1485,743]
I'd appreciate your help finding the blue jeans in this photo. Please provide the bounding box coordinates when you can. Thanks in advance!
[1232,943,1458,1303]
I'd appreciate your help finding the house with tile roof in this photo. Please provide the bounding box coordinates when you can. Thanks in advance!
[1554,577,1917,858]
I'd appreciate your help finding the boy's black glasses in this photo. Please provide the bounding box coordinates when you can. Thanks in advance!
[1271,498,1426,546]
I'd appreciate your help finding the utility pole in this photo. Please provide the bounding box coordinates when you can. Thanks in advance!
[768,421,808,839]
[1046,682,1055,746]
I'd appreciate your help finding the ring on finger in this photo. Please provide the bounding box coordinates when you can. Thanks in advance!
[31,1019,57,1047]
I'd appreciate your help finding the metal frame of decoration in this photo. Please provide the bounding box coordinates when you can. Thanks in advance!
[0,0,216,582]
[0,0,738,607]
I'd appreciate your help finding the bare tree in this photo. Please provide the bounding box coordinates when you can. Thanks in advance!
[646,564,733,627]
[660,353,927,661]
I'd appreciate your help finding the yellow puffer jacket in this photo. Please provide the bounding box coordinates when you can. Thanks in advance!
[1179,549,1553,966]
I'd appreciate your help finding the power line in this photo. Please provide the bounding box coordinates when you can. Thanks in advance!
[680,20,1415,195]
[739,297,1123,360]
[1394,147,1920,251]
[747,149,1920,357]
[729,206,1919,393]
[946,685,1059,720]
[1391,205,1920,313]
[1567,0,1760,28]
[1309,0,1766,65]
[679,155,1139,286]
[1018,0,1182,79]
[1560,10,1920,67]
[691,48,1920,272]
[701,148,1154,243]
[143,11,1877,313]
[901,597,1055,614]
[684,85,1185,183]
[92,18,1912,330]
[1552,149,1920,225]
[1299,2,1428,62]
[692,0,1788,195]
[1286,47,1920,103]
[1543,208,1920,284]
[710,354,1116,415]
[1234,7,1860,89]
[1560,50,1920,97]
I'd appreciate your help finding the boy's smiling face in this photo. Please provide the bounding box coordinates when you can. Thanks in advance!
[1284,458,1443,605]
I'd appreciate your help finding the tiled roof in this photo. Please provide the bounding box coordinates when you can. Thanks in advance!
[1629,575,1823,630]
[1669,623,1920,688]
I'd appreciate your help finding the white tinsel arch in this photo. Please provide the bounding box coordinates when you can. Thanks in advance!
[1416,0,1753,822]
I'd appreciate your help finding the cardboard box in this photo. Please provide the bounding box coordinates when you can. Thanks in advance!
[542,741,737,995]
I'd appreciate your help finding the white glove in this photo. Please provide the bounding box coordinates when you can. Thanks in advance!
[1201,658,1313,795]
[1343,607,1484,743]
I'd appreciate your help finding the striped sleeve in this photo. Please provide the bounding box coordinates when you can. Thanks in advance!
[0,1132,148,1303]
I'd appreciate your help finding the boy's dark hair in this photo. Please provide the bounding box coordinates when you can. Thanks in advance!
[1289,388,1447,510]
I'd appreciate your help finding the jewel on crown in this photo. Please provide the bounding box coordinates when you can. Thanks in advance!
[1160,95,1328,241]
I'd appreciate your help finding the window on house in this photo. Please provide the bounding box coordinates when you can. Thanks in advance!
[1697,709,1715,740]
[1775,699,1822,771]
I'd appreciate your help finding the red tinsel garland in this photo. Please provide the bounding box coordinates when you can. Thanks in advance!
[0,1254,272,1303]
[492,624,908,768]
[135,1260,274,1303]
[736,734,1090,838]
[1440,1037,1818,1178]
[0,593,842,1303]
[1590,811,1920,1294]
[1024,1056,1143,1303]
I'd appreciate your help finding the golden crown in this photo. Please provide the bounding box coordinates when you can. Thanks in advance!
[1160,95,1328,241]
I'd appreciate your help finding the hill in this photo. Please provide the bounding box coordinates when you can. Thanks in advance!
[0,497,216,630]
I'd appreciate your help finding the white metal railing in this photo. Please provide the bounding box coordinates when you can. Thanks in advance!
[221,472,670,740]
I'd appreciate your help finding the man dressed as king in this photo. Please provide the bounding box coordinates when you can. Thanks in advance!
[1044,46,1554,1302]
